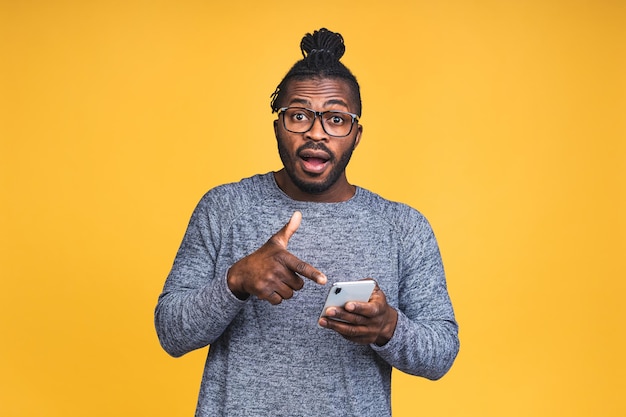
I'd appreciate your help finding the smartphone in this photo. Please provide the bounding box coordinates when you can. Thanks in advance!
[319,280,376,323]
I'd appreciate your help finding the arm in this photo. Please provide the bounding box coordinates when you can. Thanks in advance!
[155,203,326,358]
[154,196,247,357]
[372,213,459,380]
[319,210,459,380]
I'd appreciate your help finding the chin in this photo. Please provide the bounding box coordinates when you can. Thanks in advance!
[292,175,335,194]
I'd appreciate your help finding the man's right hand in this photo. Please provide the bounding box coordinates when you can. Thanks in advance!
[226,211,327,305]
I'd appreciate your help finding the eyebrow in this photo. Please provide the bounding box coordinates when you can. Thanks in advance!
[288,98,349,109]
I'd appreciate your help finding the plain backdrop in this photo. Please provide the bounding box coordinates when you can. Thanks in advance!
[1,1,624,416]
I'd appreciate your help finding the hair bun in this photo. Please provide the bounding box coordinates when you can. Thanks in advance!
[300,28,346,61]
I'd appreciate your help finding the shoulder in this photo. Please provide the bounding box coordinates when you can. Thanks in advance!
[356,187,441,261]
[201,173,271,201]
[356,187,432,233]
[194,173,274,221]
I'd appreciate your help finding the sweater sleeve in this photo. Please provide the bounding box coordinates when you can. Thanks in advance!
[370,209,459,380]
[154,193,248,358]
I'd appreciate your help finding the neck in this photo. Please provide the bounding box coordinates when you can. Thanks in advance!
[273,170,356,203]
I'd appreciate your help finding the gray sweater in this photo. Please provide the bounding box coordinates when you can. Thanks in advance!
[155,173,459,417]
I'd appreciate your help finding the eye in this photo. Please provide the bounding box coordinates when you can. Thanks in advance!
[287,108,311,123]
[325,112,348,126]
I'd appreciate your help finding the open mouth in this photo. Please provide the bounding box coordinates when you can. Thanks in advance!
[299,150,331,174]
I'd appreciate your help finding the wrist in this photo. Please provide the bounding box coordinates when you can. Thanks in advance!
[226,268,249,300]
[375,307,398,347]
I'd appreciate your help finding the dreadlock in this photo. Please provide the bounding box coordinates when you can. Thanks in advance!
[270,28,362,116]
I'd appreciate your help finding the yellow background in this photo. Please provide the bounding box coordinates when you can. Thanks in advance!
[1,1,624,416]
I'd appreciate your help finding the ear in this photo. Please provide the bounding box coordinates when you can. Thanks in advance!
[353,124,363,149]
[273,119,279,138]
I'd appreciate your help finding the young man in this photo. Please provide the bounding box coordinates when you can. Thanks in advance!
[155,28,459,417]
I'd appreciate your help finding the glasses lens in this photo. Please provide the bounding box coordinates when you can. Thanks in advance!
[283,108,314,133]
[322,111,353,137]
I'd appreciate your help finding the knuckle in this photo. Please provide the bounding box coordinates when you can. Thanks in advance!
[269,234,287,248]
[268,291,282,305]
[274,252,292,269]
[345,326,361,338]
[353,314,368,326]
[370,304,381,317]
[294,261,309,275]
[258,289,273,300]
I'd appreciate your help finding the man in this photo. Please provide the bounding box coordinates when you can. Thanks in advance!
[155,28,459,417]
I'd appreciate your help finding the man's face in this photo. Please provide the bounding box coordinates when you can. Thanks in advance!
[274,77,362,196]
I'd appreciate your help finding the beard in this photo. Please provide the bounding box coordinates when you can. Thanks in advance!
[277,136,357,195]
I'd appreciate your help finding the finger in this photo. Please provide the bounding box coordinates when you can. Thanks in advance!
[282,271,305,292]
[256,285,286,305]
[273,281,296,300]
[272,211,302,248]
[343,280,383,315]
[266,292,283,305]
[318,316,370,343]
[323,306,368,325]
[344,301,372,315]
[280,252,327,285]
[344,297,384,319]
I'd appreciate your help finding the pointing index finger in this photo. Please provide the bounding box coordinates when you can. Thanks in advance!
[281,252,327,285]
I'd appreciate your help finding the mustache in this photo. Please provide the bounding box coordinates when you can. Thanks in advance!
[296,142,335,161]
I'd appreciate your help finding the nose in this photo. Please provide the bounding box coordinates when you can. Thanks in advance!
[305,115,328,141]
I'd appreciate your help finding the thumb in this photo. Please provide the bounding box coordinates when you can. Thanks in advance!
[273,211,302,247]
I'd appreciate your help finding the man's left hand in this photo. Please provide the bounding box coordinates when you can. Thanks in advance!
[318,282,398,346]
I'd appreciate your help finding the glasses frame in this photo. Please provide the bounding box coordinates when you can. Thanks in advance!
[277,106,359,138]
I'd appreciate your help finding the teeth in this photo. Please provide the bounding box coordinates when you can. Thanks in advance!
[300,153,329,163]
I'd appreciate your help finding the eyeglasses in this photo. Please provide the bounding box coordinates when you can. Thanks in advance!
[277,107,359,137]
